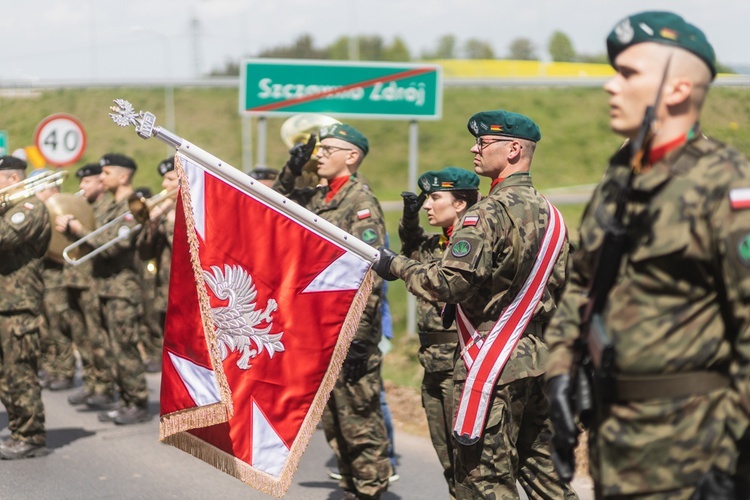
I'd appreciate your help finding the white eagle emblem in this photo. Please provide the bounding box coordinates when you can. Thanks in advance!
[203,264,284,370]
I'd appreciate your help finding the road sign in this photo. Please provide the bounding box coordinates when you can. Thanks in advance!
[34,113,87,167]
[0,130,7,155]
[240,59,442,120]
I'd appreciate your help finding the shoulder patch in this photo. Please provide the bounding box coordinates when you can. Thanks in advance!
[10,212,25,225]
[737,233,750,266]
[23,202,35,210]
[451,239,471,257]
[462,215,479,227]
[729,188,750,210]
[357,208,371,220]
[361,228,377,244]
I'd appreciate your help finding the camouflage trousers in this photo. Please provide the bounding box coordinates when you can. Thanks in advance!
[323,352,391,500]
[421,369,456,498]
[40,286,78,380]
[0,311,46,445]
[101,297,147,408]
[140,308,164,365]
[453,375,578,500]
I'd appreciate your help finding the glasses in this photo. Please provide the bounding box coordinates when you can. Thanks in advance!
[475,137,513,151]
[318,145,353,158]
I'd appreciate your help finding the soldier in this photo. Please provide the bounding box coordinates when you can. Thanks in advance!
[136,158,178,373]
[0,155,51,459]
[56,163,116,407]
[545,11,750,498]
[398,167,480,498]
[274,125,391,499]
[62,153,149,425]
[373,111,577,499]
[32,169,76,391]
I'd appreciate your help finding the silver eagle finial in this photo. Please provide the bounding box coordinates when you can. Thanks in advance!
[109,99,157,140]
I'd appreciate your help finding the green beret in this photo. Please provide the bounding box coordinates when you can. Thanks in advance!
[0,155,27,171]
[418,167,480,194]
[319,123,369,157]
[467,110,541,142]
[607,11,716,79]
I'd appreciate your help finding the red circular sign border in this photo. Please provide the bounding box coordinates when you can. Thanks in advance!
[33,113,88,167]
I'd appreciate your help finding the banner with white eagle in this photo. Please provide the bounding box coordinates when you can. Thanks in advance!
[159,152,375,497]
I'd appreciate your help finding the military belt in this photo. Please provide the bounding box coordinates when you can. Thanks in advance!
[418,331,458,346]
[616,371,730,401]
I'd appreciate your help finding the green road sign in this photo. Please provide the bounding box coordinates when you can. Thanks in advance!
[240,59,442,120]
[0,130,7,155]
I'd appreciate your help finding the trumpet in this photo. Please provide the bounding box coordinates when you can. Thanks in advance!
[62,188,178,266]
[280,114,341,188]
[0,170,68,214]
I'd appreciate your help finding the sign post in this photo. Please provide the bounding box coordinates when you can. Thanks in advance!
[34,113,87,167]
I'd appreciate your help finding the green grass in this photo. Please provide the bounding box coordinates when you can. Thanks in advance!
[4,84,749,389]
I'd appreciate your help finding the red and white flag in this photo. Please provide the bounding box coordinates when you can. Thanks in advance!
[160,153,374,497]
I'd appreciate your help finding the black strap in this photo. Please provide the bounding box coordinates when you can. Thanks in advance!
[616,371,729,401]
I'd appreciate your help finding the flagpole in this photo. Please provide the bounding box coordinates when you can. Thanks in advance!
[109,99,379,263]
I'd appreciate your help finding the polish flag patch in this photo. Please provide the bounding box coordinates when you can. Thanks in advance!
[729,188,750,210]
[357,209,371,220]
[463,215,479,227]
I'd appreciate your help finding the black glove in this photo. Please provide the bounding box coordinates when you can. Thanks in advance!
[547,374,579,483]
[401,191,426,219]
[372,246,397,281]
[343,340,369,383]
[285,134,316,176]
[442,304,456,329]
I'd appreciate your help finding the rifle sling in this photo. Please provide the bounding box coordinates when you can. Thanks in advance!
[616,371,729,401]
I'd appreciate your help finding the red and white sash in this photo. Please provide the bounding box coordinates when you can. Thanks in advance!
[453,199,566,444]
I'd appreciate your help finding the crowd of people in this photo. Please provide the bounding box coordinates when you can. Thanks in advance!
[1,9,749,500]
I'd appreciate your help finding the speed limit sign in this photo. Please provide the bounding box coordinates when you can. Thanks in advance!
[34,113,87,167]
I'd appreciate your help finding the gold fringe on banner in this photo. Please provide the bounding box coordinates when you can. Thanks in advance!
[159,155,234,440]
[163,271,374,497]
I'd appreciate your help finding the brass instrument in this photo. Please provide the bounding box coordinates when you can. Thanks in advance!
[62,188,178,266]
[0,170,68,214]
[45,192,95,265]
[280,114,341,188]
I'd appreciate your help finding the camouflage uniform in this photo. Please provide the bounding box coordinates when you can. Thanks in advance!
[136,201,175,368]
[88,195,147,410]
[390,173,577,499]
[398,211,458,497]
[67,193,114,399]
[39,259,76,384]
[545,136,750,497]
[275,168,391,499]
[0,198,51,446]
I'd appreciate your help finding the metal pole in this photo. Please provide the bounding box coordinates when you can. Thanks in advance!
[241,115,253,173]
[406,120,419,336]
[257,116,267,167]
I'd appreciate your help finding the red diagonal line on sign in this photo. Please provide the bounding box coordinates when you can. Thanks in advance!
[249,66,434,112]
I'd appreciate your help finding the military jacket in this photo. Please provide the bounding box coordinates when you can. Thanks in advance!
[398,213,457,373]
[88,194,142,300]
[391,174,569,384]
[275,168,386,348]
[0,198,51,313]
[137,202,175,312]
[545,135,750,494]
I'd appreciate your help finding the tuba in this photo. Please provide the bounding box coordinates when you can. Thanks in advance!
[280,114,341,188]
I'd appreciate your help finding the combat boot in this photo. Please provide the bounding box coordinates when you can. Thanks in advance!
[0,439,50,460]
[98,405,122,423]
[48,378,74,391]
[67,389,92,405]
[85,393,117,410]
[114,406,151,425]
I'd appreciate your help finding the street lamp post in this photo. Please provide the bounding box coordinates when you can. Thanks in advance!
[132,27,176,148]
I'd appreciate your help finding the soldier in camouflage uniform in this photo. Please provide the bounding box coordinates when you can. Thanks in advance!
[64,153,149,425]
[0,155,51,459]
[374,111,577,499]
[136,158,177,373]
[56,163,116,407]
[545,12,750,499]
[274,124,391,500]
[399,166,480,498]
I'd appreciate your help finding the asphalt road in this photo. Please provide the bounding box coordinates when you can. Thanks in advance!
[1,372,593,499]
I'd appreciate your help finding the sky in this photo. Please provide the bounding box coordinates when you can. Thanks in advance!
[1,0,749,81]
